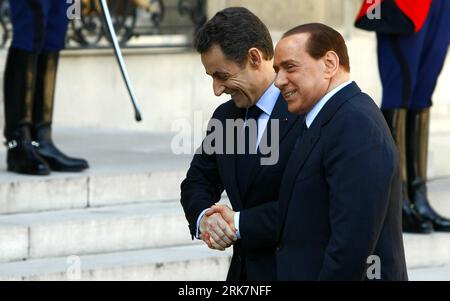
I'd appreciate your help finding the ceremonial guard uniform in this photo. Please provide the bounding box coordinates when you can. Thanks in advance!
[4,0,88,175]
[356,0,450,232]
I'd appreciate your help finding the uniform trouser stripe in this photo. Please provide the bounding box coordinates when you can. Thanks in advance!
[26,0,45,52]
[390,37,412,108]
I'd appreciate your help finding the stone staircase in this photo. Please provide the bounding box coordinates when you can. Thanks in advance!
[0,128,232,280]
[0,127,449,281]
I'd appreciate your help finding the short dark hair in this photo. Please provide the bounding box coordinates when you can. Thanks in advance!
[282,23,350,72]
[194,7,274,67]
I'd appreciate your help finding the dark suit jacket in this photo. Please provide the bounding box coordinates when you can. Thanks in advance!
[181,94,304,280]
[276,82,408,281]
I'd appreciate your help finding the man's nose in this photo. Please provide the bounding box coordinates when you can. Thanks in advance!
[213,80,225,96]
[274,71,287,89]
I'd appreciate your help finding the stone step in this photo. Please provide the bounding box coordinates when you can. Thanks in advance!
[0,169,186,215]
[408,265,450,281]
[0,200,195,263]
[0,129,192,215]
[0,245,232,281]
[2,233,450,280]
[1,192,449,271]
[404,233,450,270]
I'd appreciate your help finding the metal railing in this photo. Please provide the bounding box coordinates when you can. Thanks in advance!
[0,0,206,49]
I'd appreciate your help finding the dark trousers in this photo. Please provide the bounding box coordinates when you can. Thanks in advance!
[10,0,69,52]
[377,0,450,110]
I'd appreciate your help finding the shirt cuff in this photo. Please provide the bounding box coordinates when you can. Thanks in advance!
[196,208,210,239]
[235,211,241,239]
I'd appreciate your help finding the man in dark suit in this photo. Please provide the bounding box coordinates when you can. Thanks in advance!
[180,7,303,281]
[273,23,408,280]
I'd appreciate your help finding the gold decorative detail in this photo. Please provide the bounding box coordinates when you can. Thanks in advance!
[418,108,430,180]
[24,56,36,124]
[42,53,58,124]
[394,109,408,182]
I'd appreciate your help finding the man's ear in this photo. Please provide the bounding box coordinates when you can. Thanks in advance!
[248,48,263,68]
[323,50,339,78]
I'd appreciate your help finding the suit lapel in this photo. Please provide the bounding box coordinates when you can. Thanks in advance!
[277,82,362,239]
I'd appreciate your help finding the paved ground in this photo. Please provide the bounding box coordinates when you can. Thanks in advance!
[409,265,450,281]
[0,128,192,180]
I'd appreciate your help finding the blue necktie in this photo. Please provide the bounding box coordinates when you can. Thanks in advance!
[236,106,263,196]
[294,121,308,149]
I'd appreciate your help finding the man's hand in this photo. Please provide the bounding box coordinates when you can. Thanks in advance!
[199,206,237,251]
[206,204,236,230]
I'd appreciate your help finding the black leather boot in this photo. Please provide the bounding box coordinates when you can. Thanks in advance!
[31,52,89,172]
[32,124,89,172]
[406,108,450,231]
[382,109,433,233]
[6,125,50,175]
[3,47,50,175]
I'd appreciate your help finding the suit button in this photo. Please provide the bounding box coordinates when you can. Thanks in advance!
[276,244,282,252]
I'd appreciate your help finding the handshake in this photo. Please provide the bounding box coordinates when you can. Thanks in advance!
[199,204,237,251]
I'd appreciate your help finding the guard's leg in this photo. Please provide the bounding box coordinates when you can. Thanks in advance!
[3,0,50,175]
[409,0,450,111]
[376,32,424,110]
[381,109,433,233]
[9,0,51,52]
[406,109,450,231]
[405,0,450,231]
[31,51,89,172]
[3,48,50,175]
[29,0,88,172]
